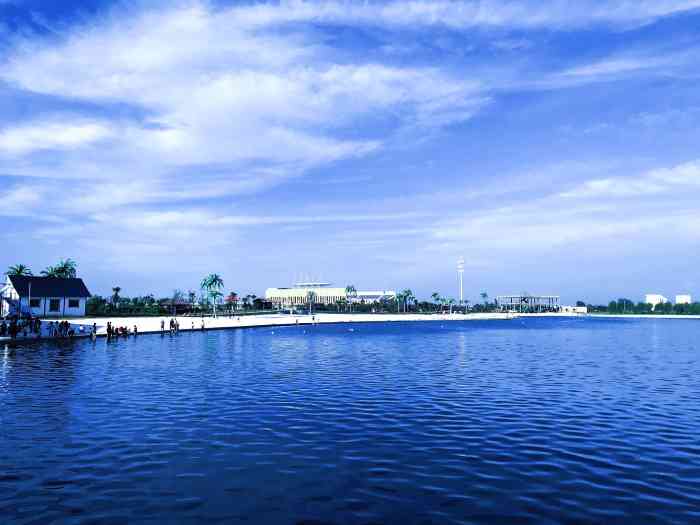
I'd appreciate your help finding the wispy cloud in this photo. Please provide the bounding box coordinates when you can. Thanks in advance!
[0,1,484,200]
[561,160,700,198]
[225,0,700,30]
[1,0,700,297]
[0,118,114,156]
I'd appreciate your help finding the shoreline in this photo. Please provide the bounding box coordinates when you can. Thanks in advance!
[590,314,700,320]
[1,312,516,343]
[6,311,698,344]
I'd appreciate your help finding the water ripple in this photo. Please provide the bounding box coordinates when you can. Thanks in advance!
[1,318,700,523]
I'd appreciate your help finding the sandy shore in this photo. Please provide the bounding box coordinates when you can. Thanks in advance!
[1,312,517,342]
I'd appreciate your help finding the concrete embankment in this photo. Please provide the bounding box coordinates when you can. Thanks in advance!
[590,314,700,320]
[78,312,517,336]
[1,312,516,343]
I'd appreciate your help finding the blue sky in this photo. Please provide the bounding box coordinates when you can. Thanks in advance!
[1,0,700,303]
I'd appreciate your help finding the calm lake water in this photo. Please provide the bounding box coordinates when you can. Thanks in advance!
[2,317,700,524]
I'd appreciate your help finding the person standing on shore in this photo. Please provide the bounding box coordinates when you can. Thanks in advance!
[160,319,165,335]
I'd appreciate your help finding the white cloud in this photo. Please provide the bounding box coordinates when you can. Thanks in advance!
[0,119,113,155]
[0,1,483,195]
[561,160,700,198]
[0,185,44,216]
[224,0,700,30]
[2,0,700,292]
[561,58,667,78]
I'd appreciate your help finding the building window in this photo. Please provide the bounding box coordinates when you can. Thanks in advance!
[49,299,60,312]
[30,299,40,308]
[68,299,80,308]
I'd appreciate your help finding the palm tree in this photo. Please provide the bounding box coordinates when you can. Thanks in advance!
[6,264,33,276]
[447,298,456,314]
[41,258,77,278]
[480,291,489,306]
[41,259,77,278]
[188,290,197,308]
[41,265,58,278]
[200,274,225,317]
[399,289,414,313]
[307,290,316,314]
[345,285,357,313]
[59,258,77,278]
[200,273,224,292]
[210,290,223,313]
[111,287,121,311]
[430,292,440,311]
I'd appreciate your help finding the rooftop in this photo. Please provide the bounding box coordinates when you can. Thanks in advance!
[6,275,91,298]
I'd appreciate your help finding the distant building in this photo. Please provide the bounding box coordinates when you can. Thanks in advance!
[0,275,91,318]
[562,305,588,314]
[676,294,692,305]
[495,295,560,313]
[645,294,669,309]
[265,282,396,307]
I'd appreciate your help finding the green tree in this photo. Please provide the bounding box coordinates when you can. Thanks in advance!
[42,258,77,278]
[210,290,223,312]
[480,291,489,307]
[405,289,416,312]
[345,285,357,312]
[431,292,441,312]
[447,298,456,314]
[634,302,652,314]
[616,298,634,313]
[226,292,238,313]
[200,274,225,317]
[111,287,122,310]
[306,290,316,314]
[6,264,33,276]
[86,295,107,316]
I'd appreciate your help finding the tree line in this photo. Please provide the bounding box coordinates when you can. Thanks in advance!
[6,259,78,279]
[586,299,700,315]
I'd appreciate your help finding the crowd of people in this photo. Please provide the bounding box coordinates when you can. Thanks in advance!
[161,318,193,335]
[2,315,222,342]
[0,317,78,340]
[106,321,138,339]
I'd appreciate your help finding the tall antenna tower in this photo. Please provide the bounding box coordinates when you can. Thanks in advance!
[457,257,465,306]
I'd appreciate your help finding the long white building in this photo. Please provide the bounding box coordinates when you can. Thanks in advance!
[676,294,692,305]
[265,282,396,307]
[645,294,669,309]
